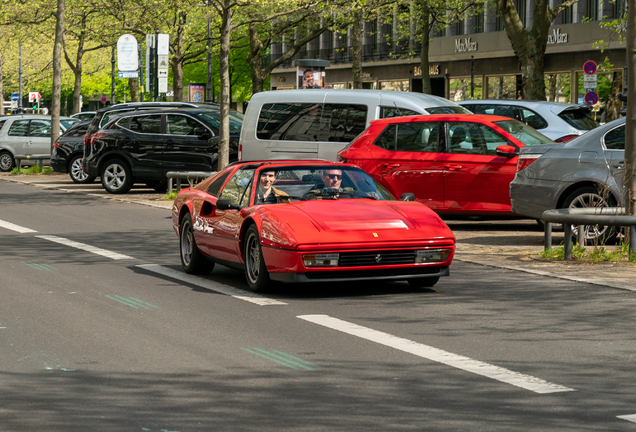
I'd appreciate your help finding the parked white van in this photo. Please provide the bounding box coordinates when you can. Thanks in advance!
[239,89,471,161]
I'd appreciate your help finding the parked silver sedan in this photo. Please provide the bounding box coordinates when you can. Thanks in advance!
[458,100,598,142]
[510,117,624,240]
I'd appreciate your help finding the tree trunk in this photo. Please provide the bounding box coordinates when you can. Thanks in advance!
[0,49,4,116]
[625,0,636,218]
[171,59,184,101]
[547,74,557,101]
[351,8,363,89]
[605,72,623,122]
[129,78,140,102]
[248,23,265,94]
[51,0,65,151]
[72,66,82,113]
[218,0,232,170]
[418,1,431,94]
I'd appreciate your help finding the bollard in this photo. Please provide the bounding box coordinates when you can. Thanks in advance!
[564,223,573,260]
[544,222,552,251]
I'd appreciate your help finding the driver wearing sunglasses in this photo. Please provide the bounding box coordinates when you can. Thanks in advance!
[321,169,343,189]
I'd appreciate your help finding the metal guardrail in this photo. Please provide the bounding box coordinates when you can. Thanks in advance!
[15,156,49,170]
[166,171,215,193]
[542,208,636,260]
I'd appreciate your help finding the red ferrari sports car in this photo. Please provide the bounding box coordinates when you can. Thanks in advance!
[172,160,456,292]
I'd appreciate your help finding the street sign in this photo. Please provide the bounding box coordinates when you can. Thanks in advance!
[584,91,599,105]
[28,92,41,102]
[118,71,139,78]
[101,96,108,104]
[583,60,597,75]
[157,69,168,78]
[10,93,19,102]
[583,74,598,89]
[157,34,169,55]
[593,105,600,112]
[158,78,168,93]
[117,34,139,71]
[157,55,169,69]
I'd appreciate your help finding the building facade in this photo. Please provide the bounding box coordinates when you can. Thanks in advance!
[268,0,627,107]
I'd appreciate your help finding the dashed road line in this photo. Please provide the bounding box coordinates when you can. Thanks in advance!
[137,264,287,306]
[0,219,37,233]
[36,235,135,260]
[298,314,575,394]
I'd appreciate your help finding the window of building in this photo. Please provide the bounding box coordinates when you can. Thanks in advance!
[449,77,483,101]
[328,83,346,89]
[544,73,572,103]
[379,80,409,91]
[515,0,526,26]
[474,13,484,33]
[562,5,573,23]
[586,0,599,20]
[456,20,464,35]
[614,0,627,18]
[496,16,504,31]
[486,75,517,99]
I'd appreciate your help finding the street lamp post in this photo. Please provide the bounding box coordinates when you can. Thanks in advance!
[111,46,116,104]
[471,55,475,100]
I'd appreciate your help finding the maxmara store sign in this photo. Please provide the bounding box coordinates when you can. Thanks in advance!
[454,28,568,54]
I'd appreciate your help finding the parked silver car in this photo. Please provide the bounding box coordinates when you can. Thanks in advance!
[0,115,77,171]
[458,100,598,142]
[510,117,625,240]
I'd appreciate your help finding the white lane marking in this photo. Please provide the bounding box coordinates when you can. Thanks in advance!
[36,235,135,260]
[618,414,636,423]
[298,314,575,394]
[0,219,37,233]
[137,264,287,306]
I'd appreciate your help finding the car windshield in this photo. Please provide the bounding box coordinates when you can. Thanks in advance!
[426,106,472,115]
[558,108,598,131]
[60,119,78,129]
[195,112,242,134]
[252,165,396,204]
[493,119,554,146]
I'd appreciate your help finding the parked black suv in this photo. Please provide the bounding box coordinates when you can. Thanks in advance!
[84,108,242,194]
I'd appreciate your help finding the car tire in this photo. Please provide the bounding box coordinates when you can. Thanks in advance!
[562,186,617,244]
[69,155,96,184]
[244,224,271,292]
[180,213,214,275]
[0,151,15,172]
[407,277,440,288]
[101,159,133,194]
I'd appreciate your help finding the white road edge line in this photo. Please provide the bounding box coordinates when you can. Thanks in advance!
[136,264,287,306]
[298,314,575,394]
[618,414,636,423]
[0,219,37,233]
[36,235,135,260]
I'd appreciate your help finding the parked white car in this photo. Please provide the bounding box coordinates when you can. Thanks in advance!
[458,100,598,142]
[0,115,77,171]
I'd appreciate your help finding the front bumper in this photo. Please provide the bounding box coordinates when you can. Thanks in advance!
[270,266,449,283]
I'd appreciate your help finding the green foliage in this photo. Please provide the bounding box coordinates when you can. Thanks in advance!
[10,165,52,175]
[539,243,636,262]
[163,190,179,200]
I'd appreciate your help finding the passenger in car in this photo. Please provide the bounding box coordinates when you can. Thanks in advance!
[255,170,290,204]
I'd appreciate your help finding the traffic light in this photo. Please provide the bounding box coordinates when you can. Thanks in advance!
[32,102,37,110]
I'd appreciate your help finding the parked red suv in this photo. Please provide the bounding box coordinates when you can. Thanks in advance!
[337,114,553,217]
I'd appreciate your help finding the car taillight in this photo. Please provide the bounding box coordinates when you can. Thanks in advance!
[516,154,540,172]
[555,134,579,143]
[54,141,61,149]
[84,134,92,146]
[90,133,105,144]
[238,144,242,161]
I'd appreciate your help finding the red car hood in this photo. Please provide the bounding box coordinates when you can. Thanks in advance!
[258,199,455,250]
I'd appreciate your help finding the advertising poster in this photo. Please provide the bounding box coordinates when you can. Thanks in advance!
[297,67,325,89]
[188,83,206,103]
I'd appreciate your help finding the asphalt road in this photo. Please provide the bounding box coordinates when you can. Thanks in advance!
[2,179,636,431]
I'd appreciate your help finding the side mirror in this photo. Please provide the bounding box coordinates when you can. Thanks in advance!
[400,193,415,201]
[194,126,212,139]
[216,198,241,210]
[496,144,519,157]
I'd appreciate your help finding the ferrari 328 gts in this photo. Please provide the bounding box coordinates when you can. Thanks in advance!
[172,160,455,292]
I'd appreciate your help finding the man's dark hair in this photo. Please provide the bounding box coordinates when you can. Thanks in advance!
[303,69,313,76]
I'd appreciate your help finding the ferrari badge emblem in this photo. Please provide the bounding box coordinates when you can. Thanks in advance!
[375,254,382,263]
[373,233,378,237]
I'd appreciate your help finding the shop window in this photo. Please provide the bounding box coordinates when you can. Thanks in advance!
[586,0,599,20]
[544,73,571,103]
[562,5,573,23]
[456,20,464,35]
[474,13,484,33]
[327,83,346,89]
[380,80,409,91]
[515,0,526,26]
[347,82,378,89]
[486,76,517,99]
[614,0,627,18]
[449,77,483,101]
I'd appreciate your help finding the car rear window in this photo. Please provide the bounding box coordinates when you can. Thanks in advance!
[493,120,554,146]
[426,106,471,114]
[558,108,598,131]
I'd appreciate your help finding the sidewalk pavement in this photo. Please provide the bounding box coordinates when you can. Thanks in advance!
[2,171,634,292]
